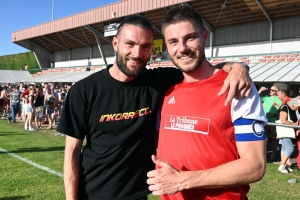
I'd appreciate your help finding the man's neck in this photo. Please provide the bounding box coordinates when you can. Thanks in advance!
[183,59,218,83]
[109,63,136,82]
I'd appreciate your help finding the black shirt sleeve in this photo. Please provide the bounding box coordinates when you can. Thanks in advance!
[278,105,298,122]
[149,67,183,92]
[56,85,87,139]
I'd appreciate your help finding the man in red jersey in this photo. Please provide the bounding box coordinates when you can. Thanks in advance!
[147,5,267,200]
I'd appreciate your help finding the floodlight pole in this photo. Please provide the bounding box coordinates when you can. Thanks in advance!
[52,0,55,21]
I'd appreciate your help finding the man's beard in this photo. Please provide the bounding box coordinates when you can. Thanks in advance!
[116,52,146,78]
[170,49,205,74]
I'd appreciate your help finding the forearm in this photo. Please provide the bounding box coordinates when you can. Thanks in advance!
[281,119,297,125]
[173,141,266,192]
[178,156,265,191]
[215,62,247,73]
[64,138,82,200]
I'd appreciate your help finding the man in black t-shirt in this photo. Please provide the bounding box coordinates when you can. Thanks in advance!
[57,15,252,200]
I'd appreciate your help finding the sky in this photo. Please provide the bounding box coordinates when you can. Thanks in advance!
[0,0,117,57]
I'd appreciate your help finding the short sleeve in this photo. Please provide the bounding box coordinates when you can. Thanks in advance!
[231,83,267,141]
[56,86,87,139]
[280,105,288,113]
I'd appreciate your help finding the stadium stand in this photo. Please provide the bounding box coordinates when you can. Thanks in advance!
[148,52,300,68]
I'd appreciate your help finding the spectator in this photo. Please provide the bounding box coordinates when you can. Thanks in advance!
[0,86,8,116]
[65,83,72,97]
[258,85,282,160]
[275,89,298,173]
[44,88,57,129]
[155,52,163,61]
[21,85,29,123]
[6,83,12,115]
[17,82,25,120]
[52,86,60,125]
[24,85,35,131]
[86,58,91,71]
[7,86,20,123]
[42,82,48,95]
[287,96,300,172]
[42,82,49,124]
[24,64,28,70]
[34,88,44,128]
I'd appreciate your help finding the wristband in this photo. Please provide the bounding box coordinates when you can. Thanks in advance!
[240,62,250,71]
[229,62,250,71]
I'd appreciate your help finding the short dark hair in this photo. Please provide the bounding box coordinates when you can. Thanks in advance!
[278,89,288,96]
[162,5,205,36]
[117,14,154,37]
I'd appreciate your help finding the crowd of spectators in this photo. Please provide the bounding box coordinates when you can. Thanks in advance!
[0,82,72,136]
[258,86,300,173]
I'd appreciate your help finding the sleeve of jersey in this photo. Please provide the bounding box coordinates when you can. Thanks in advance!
[231,83,268,142]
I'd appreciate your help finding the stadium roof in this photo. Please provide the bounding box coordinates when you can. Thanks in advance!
[250,61,300,82]
[0,70,32,84]
[17,70,100,83]
[12,0,300,53]
[15,60,300,83]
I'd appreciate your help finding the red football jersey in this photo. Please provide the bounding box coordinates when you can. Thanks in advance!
[157,70,249,200]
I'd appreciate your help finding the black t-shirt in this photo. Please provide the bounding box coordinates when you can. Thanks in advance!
[57,66,183,200]
[34,95,44,107]
[277,104,297,122]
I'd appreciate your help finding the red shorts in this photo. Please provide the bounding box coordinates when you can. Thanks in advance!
[3,99,7,106]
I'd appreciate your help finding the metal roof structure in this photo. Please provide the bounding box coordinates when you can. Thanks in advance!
[15,60,300,83]
[0,70,32,84]
[17,70,101,83]
[12,0,300,53]
[249,61,300,82]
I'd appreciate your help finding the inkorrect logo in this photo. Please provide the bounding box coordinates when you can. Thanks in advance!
[164,115,210,134]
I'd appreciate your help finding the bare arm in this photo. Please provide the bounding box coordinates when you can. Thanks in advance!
[29,96,33,109]
[217,62,252,106]
[280,111,297,125]
[147,140,266,195]
[44,94,47,105]
[257,86,267,95]
[64,136,83,200]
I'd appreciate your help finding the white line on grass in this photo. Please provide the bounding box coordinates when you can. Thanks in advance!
[0,147,63,178]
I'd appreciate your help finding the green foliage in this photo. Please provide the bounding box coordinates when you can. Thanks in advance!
[0,119,299,200]
[0,52,39,73]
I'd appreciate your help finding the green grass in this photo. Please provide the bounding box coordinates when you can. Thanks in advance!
[0,119,299,200]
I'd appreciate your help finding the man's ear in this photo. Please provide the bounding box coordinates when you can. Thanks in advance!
[203,29,209,46]
[112,36,118,51]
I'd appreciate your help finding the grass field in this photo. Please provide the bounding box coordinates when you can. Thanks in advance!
[0,119,299,200]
